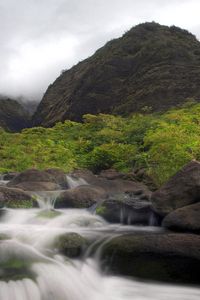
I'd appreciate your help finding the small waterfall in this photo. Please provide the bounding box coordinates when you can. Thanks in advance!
[31,191,63,209]
[0,174,9,186]
[66,175,88,189]
[149,211,160,226]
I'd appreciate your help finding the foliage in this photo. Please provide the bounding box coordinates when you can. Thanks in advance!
[1,103,200,186]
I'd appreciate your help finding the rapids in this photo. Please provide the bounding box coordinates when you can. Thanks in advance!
[0,176,199,300]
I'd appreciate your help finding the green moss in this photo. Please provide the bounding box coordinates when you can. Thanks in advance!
[0,259,35,281]
[7,199,34,209]
[96,206,106,215]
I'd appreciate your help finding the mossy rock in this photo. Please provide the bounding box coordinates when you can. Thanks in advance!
[6,199,35,209]
[0,259,35,281]
[55,233,87,257]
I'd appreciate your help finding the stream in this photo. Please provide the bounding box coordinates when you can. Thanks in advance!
[0,176,199,300]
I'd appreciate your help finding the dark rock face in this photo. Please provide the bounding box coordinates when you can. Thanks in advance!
[151,161,200,216]
[0,97,30,132]
[96,194,155,225]
[71,170,150,196]
[55,185,106,208]
[102,233,200,284]
[0,186,35,208]
[7,168,67,191]
[162,202,200,233]
[33,22,200,127]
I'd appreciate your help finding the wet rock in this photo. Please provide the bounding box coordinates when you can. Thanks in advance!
[3,172,19,181]
[8,169,55,184]
[151,160,200,216]
[55,233,87,257]
[73,172,150,196]
[96,194,154,225]
[102,233,200,284]
[11,181,60,191]
[45,168,68,188]
[162,202,200,233]
[0,186,36,208]
[7,168,65,190]
[55,185,107,208]
[0,258,35,281]
[99,169,124,180]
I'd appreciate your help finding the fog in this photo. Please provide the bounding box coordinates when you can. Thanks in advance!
[0,0,200,101]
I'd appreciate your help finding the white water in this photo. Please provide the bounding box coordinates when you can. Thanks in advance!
[0,174,9,186]
[0,206,199,300]
[66,175,88,189]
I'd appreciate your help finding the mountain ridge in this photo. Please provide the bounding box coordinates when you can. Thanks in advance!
[30,22,200,126]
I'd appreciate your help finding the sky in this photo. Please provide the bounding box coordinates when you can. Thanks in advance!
[1,0,200,101]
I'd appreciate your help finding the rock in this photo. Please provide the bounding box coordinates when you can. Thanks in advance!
[0,258,35,281]
[162,202,200,233]
[55,233,87,257]
[99,169,124,180]
[151,161,200,216]
[7,169,63,191]
[72,170,150,196]
[102,233,200,284]
[3,172,18,181]
[0,97,31,132]
[8,169,57,185]
[96,194,155,225]
[12,181,61,191]
[0,186,36,208]
[55,185,107,208]
[45,168,68,188]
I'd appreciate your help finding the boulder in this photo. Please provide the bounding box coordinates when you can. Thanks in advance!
[45,168,68,188]
[0,186,36,208]
[151,160,200,216]
[55,185,107,208]
[96,194,155,225]
[72,170,150,196]
[55,233,87,257]
[7,169,64,191]
[162,202,200,233]
[99,169,124,180]
[3,172,18,181]
[12,181,60,191]
[102,233,200,284]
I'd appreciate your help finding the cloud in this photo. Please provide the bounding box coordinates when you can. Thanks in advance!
[0,0,200,100]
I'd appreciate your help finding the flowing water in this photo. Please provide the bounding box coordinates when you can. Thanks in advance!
[66,175,88,189]
[0,177,200,299]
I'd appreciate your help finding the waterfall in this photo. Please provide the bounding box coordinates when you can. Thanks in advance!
[31,191,63,209]
[0,174,9,186]
[0,207,199,300]
[0,192,199,300]
[66,175,88,189]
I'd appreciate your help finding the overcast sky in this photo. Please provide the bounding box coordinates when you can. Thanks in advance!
[1,0,200,101]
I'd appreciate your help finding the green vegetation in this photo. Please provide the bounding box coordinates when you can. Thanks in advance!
[1,102,200,186]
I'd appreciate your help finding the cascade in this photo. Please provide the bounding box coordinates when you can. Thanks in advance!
[0,181,199,300]
[66,175,88,189]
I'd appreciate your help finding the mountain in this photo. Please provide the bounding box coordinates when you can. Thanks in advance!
[33,22,200,127]
[0,97,31,132]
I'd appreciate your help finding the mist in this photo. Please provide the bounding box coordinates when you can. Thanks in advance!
[1,0,200,101]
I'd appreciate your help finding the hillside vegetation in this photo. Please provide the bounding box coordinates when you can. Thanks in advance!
[1,102,200,186]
